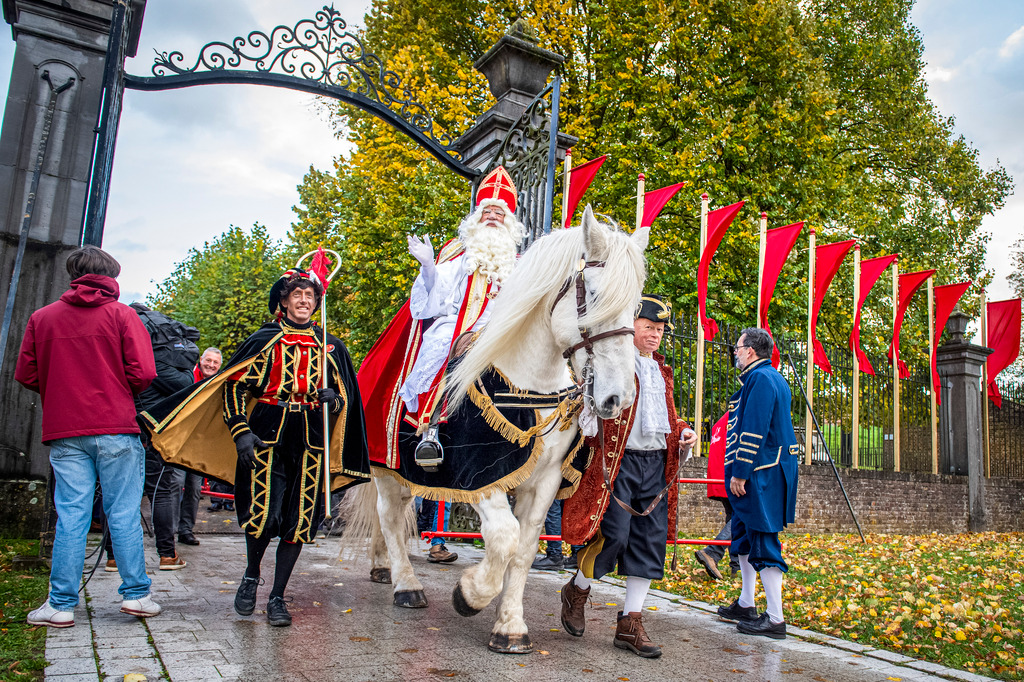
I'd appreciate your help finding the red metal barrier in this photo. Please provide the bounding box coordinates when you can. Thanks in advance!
[420,477,730,546]
[200,480,234,501]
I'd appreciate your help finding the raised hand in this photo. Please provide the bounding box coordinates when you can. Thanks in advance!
[407,234,435,268]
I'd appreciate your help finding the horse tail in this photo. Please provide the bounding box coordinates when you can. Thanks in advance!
[337,474,417,562]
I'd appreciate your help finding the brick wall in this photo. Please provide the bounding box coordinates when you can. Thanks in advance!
[676,458,1024,537]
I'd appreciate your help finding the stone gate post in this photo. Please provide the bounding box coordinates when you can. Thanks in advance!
[935,310,994,531]
[0,0,145,537]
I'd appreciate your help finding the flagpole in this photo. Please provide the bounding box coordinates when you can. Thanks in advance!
[805,229,816,465]
[928,276,937,475]
[635,173,645,233]
[757,212,767,325]
[892,260,901,472]
[852,245,860,470]
[561,148,572,226]
[981,288,990,478]
[694,193,709,458]
[320,287,331,519]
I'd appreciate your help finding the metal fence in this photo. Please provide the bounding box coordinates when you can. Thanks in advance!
[989,381,1024,479]
[662,313,948,476]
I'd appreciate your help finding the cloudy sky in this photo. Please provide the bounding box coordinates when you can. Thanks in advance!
[0,0,1021,304]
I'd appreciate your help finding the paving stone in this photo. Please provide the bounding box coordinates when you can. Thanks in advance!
[43,656,98,676]
[866,647,917,664]
[42,646,93,660]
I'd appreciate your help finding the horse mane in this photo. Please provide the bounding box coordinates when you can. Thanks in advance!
[447,219,646,408]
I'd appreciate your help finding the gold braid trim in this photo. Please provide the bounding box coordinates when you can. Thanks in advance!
[372,431,548,504]
[468,376,575,449]
[555,433,588,501]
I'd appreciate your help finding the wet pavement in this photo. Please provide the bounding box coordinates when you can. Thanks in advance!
[44,531,994,682]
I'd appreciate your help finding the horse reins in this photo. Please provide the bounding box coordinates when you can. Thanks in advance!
[552,258,635,362]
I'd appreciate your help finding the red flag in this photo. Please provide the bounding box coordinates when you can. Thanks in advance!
[563,155,607,228]
[931,281,972,405]
[986,298,1022,407]
[758,222,803,367]
[849,253,898,376]
[697,200,745,341]
[886,269,935,379]
[641,182,687,228]
[810,240,856,373]
[310,246,332,291]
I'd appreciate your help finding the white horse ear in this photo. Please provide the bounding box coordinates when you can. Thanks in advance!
[581,205,608,259]
[632,225,650,252]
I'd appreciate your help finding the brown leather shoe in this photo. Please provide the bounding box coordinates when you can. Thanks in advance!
[159,554,186,571]
[104,559,117,573]
[427,544,458,563]
[560,575,590,636]
[614,611,662,658]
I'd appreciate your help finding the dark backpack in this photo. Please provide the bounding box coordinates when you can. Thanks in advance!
[129,303,200,372]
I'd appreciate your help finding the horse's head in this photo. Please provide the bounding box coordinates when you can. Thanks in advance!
[551,207,649,420]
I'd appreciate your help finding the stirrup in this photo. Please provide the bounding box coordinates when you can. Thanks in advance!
[414,425,443,472]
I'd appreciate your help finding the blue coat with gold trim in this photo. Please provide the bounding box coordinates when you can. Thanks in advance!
[724,358,798,533]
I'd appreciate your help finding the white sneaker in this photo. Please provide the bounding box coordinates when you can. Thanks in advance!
[27,601,75,628]
[120,595,162,617]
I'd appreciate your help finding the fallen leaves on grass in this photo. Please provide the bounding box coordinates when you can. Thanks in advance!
[654,532,1024,681]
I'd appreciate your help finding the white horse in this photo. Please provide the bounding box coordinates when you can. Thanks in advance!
[347,207,648,653]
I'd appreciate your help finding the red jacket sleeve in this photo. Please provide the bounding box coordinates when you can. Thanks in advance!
[122,311,157,394]
[14,316,39,392]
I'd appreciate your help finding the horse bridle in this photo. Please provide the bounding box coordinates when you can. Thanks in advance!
[551,257,635,408]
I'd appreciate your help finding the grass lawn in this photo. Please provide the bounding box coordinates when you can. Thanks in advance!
[0,540,49,681]
[656,532,1024,680]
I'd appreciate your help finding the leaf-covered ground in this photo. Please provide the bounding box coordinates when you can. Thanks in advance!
[653,533,1024,680]
[0,540,49,681]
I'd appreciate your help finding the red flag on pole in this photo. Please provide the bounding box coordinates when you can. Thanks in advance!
[758,222,804,367]
[641,182,687,228]
[310,246,332,291]
[563,155,607,228]
[931,281,972,405]
[887,269,935,379]
[697,201,744,341]
[810,240,856,373]
[849,254,898,376]
[986,298,1022,407]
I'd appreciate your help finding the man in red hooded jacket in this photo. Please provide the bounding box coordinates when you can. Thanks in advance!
[16,246,161,628]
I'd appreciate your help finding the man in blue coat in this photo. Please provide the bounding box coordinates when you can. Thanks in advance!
[716,327,799,639]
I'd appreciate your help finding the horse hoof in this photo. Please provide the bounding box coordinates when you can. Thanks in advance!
[394,590,428,608]
[370,567,391,584]
[488,632,534,654]
[452,583,482,617]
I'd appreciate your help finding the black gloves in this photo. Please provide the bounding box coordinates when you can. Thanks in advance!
[234,432,267,470]
[317,388,342,413]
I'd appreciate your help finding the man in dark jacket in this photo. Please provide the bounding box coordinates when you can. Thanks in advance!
[16,246,161,627]
[131,303,199,570]
[716,327,799,640]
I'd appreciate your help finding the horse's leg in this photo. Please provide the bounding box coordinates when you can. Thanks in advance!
[374,476,427,608]
[368,484,391,584]
[452,490,519,619]
[489,446,567,654]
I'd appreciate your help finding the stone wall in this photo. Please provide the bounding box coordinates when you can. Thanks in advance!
[676,458,1024,537]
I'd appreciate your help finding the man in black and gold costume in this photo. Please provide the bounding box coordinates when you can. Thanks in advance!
[141,268,370,627]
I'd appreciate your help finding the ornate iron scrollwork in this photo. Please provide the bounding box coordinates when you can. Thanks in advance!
[482,78,561,246]
[136,5,472,176]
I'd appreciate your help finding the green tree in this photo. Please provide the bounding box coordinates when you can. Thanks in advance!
[149,224,292,357]
[288,0,1011,368]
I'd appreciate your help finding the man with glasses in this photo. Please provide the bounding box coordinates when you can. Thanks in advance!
[716,327,799,639]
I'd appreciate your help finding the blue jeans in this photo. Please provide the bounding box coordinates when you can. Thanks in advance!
[415,497,452,547]
[48,435,151,610]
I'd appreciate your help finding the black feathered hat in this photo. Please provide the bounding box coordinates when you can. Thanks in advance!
[636,294,673,330]
[268,267,324,315]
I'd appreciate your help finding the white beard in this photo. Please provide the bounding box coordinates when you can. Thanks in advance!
[459,211,520,285]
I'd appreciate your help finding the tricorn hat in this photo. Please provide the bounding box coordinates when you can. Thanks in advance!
[268,267,323,315]
[476,165,518,214]
[636,294,673,330]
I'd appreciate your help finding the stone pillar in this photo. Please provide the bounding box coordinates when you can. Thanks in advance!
[454,19,574,173]
[935,310,993,531]
[0,0,144,536]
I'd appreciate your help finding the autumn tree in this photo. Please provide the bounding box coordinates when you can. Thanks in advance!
[149,224,292,357]
[288,0,1011,367]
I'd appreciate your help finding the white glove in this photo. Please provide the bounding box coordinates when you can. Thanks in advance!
[407,234,436,289]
